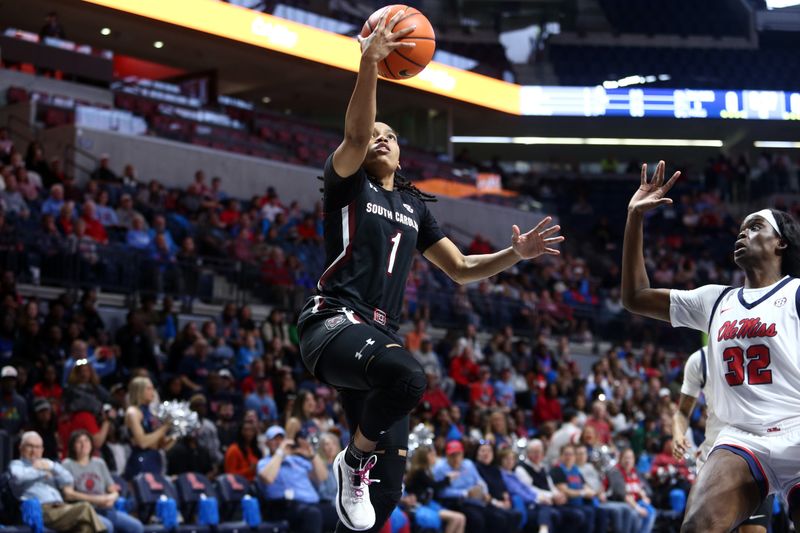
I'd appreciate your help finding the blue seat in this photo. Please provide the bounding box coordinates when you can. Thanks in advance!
[131,472,211,533]
[214,474,288,533]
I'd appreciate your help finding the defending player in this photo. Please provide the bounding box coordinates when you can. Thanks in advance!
[672,347,773,532]
[296,9,564,532]
[622,160,800,532]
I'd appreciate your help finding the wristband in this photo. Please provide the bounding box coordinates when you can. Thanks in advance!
[275,449,285,457]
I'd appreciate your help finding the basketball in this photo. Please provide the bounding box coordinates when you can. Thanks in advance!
[360,5,436,80]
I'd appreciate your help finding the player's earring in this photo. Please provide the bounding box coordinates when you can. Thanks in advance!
[397,162,402,170]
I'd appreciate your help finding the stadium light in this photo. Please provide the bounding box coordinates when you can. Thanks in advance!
[450,136,723,147]
[153,40,164,49]
[100,27,111,36]
[754,141,800,148]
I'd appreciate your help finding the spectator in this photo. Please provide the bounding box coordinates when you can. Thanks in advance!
[469,366,495,410]
[189,393,224,465]
[450,342,479,402]
[514,440,585,527]
[245,376,279,424]
[9,431,107,533]
[90,155,119,184]
[122,376,173,480]
[473,442,521,530]
[0,365,28,438]
[405,445,467,533]
[313,432,341,506]
[115,311,157,374]
[545,408,582,465]
[533,383,563,426]
[81,202,108,244]
[27,398,60,460]
[209,176,227,202]
[32,363,63,406]
[483,410,512,449]
[585,401,612,445]
[115,194,141,230]
[497,447,557,533]
[607,448,656,533]
[62,429,144,533]
[94,191,119,227]
[285,389,321,441]
[224,420,263,481]
[166,433,215,478]
[125,215,151,250]
[215,399,239,448]
[550,444,606,533]
[39,12,66,39]
[42,184,66,217]
[256,425,335,533]
[432,440,499,533]
[0,173,27,214]
[576,444,637,533]
[421,373,451,417]
[405,318,428,353]
[261,309,294,353]
[148,214,177,253]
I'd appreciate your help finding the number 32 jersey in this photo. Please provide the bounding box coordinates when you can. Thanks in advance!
[670,276,800,435]
[315,154,445,331]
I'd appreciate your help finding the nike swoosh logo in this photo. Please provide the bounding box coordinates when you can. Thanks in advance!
[749,515,766,519]
[720,307,732,314]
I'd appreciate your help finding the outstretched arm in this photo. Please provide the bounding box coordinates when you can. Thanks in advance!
[331,9,416,178]
[672,393,697,460]
[621,161,680,322]
[424,216,563,285]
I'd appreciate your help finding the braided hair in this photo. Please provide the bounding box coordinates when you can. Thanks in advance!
[317,171,437,202]
[771,209,800,278]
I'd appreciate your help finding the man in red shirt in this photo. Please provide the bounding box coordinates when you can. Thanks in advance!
[80,201,108,244]
[584,400,612,444]
[449,343,479,402]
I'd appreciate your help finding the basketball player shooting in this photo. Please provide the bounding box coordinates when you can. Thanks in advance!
[296,8,564,532]
[622,160,800,532]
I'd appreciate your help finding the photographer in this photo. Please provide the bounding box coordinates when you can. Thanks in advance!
[256,425,336,533]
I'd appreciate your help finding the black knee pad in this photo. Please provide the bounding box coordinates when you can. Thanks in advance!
[367,346,426,408]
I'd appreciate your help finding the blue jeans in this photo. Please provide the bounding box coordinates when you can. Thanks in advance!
[98,508,144,533]
[634,502,656,533]
[599,501,637,533]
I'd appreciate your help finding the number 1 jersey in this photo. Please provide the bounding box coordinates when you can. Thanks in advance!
[316,154,445,331]
[670,276,800,435]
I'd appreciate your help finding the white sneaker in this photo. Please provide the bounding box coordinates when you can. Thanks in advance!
[333,449,380,531]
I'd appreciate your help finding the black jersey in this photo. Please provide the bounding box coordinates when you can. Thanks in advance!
[315,154,445,330]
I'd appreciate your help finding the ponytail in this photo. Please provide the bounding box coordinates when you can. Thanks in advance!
[772,209,800,278]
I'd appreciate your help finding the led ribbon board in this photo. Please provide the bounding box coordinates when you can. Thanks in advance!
[81,0,521,114]
[80,0,800,120]
[520,86,800,120]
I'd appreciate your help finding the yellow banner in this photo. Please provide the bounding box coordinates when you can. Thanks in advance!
[82,0,521,114]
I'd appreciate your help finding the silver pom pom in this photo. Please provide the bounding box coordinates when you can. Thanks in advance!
[407,424,434,457]
[154,401,200,438]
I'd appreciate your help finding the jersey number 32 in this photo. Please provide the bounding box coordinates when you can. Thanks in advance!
[722,345,773,386]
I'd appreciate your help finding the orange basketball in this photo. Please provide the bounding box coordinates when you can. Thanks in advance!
[360,5,436,80]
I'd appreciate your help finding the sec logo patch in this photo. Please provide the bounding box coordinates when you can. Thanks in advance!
[775,297,787,307]
[325,315,346,330]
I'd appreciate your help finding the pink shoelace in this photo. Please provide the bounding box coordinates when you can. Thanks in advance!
[352,455,381,500]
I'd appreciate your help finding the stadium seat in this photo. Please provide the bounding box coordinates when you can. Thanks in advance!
[214,474,288,533]
[131,472,211,533]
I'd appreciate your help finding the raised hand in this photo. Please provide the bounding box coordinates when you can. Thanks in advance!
[628,160,681,214]
[358,8,416,64]
[672,434,689,460]
[511,216,564,260]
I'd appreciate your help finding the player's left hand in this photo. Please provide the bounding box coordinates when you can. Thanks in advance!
[672,435,689,460]
[512,216,564,259]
